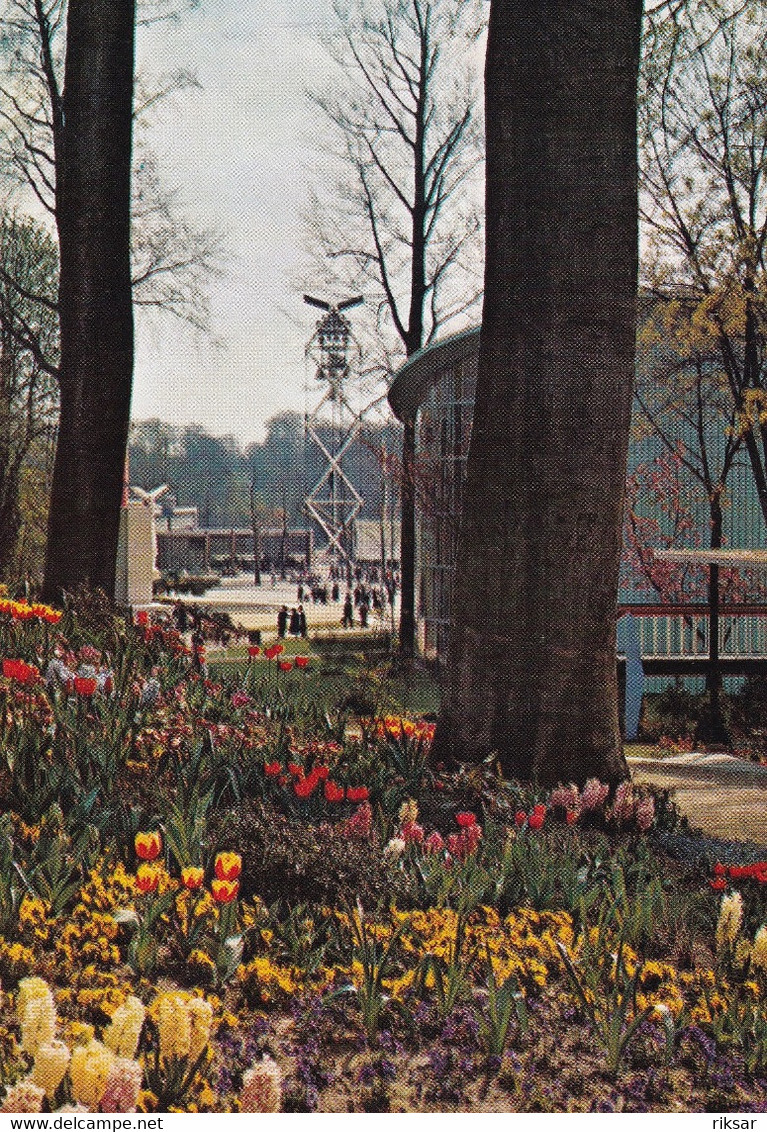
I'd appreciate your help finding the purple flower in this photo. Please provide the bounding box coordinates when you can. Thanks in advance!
[357,1063,376,1086]
[378,1059,396,1082]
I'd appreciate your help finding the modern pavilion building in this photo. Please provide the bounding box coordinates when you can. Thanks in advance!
[387,324,767,666]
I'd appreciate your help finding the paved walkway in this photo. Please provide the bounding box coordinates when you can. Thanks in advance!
[629,750,767,845]
[159,574,398,635]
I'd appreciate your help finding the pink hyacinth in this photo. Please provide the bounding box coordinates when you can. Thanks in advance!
[241,1056,282,1113]
[548,783,580,814]
[610,781,636,825]
[446,821,482,860]
[231,690,251,709]
[635,794,655,832]
[341,802,373,840]
[425,830,445,855]
[99,1059,143,1113]
[401,821,425,845]
[580,778,610,814]
[463,821,482,854]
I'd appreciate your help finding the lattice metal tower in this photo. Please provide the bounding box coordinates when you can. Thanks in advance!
[303,294,365,565]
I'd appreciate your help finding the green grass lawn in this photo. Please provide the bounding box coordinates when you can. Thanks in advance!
[208,631,442,719]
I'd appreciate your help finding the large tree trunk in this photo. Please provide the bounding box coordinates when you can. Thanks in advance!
[42,0,136,602]
[0,482,21,580]
[398,417,417,659]
[433,0,641,786]
[398,49,429,663]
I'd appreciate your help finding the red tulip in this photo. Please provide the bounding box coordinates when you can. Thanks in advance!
[135,865,160,894]
[279,660,293,672]
[455,812,477,828]
[324,780,345,803]
[294,776,316,799]
[295,656,309,668]
[181,866,205,890]
[514,811,527,828]
[214,852,242,881]
[135,831,162,861]
[211,878,239,903]
[248,645,261,658]
[346,785,369,802]
[264,761,282,777]
[2,659,38,685]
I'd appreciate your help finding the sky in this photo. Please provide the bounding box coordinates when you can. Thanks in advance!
[132,1,346,446]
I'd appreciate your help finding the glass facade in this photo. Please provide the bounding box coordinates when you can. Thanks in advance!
[390,325,767,665]
[415,349,477,658]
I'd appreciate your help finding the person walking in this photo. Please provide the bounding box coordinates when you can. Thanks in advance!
[298,603,307,638]
[359,597,369,628]
[277,605,288,638]
[173,599,188,632]
[342,592,354,628]
[289,607,300,637]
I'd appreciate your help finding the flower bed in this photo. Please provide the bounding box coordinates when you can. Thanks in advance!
[0,599,763,1111]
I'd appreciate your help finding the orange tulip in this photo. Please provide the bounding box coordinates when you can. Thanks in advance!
[214,851,242,882]
[135,831,162,861]
[181,866,204,890]
[211,877,239,903]
[135,864,160,894]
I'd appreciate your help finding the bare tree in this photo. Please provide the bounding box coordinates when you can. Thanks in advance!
[307,0,485,658]
[640,0,767,528]
[0,0,221,331]
[0,212,58,579]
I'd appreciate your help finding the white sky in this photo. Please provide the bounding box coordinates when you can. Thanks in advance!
[132,1,343,445]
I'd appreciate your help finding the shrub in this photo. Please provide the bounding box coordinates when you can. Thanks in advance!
[210,799,401,909]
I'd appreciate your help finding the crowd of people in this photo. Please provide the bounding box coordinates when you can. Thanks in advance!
[291,563,399,632]
[277,603,308,638]
[165,561,399,650]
